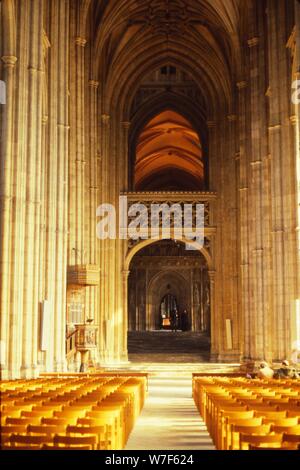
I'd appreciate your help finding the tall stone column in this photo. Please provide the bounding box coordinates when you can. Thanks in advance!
[206,120,220,359]
[44,0,69,373]
[121,270,130,362]
[99,114,112,363]
[88,80,99,265]
[208,270,216,360]
[295,3,300,249]
[0,54,17,379]
[247,32,269,360]
[191,269,194,331]
[39,115,48,372]
[121,121,131,191]
[225,114,239,359]
[237,80,251,360]
[23,6,44,378]
[292,0,300,352]
[267,0,298,360]
[59,1,70,372]
[211,113,239,361]
[86,79,100,324]
[118,121,131,359]
[74,37,86,262]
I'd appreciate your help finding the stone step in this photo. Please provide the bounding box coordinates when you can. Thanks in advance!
[128,331,210,353]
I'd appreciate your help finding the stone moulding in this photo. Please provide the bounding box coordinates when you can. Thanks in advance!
[122,191,217,201]
[67,265,100,286]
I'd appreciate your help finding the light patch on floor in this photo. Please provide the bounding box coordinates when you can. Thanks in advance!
[125,375,215,450]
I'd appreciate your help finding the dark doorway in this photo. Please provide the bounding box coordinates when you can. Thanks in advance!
[160,293,178,329]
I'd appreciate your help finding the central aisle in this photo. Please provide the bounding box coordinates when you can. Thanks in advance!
[125,375,215,450]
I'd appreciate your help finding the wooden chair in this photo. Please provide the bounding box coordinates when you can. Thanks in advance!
[66,425,108,450]
[41,417,71,426]
[21,410,54,419]
[4,402,33,411]
[1,425,28,434]
[49,395,72,402]
[239,397,264,405]
[35,403,63,412]
[254,411,287,420]
[53,434,97,450]
[287,410,300,418]
[249,445,294,450]
[272,424,300,434]
[63,404,93,412]
[9,434,51,447]
[2,444,41,450]
[262,417,299,426]
[229,424,271,451]
[41,444,92,450]
[53,410,86,420]
[240,433,283,450]
[85,412,121,449]
[266,399,290,406]
[6,417,41,425]
[210,404,248,443]
[27,424,67,435]
[217,410,254,450]
[224,417,263,450]
[282,433,300,445]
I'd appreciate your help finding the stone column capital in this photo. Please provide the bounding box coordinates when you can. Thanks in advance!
[206,120,215,129]
[227,114,237,122]
[75,37,87,47]
[1,56,18,68]
[122,121,131,130]
[247,37,259,48]
[88,80,99,89]
[289,115,298,126]
[265,86,272,97]
[250,160,262,167]
[89,186,99,192]
[101,114,110,125]
[237,81,247,90]
[268,123,281,131]
[75,159,87,166]
[252,248,264,256]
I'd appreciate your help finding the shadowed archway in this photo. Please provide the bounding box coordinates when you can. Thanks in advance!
[127,239,211,362]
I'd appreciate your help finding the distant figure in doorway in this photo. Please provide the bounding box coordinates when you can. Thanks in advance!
[181,309,190,332]
[170,308,179,332]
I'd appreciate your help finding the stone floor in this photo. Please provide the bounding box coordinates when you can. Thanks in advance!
[125,374,215,450]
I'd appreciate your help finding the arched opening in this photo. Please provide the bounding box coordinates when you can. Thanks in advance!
[127,239,211,362]
[134,110,205,191]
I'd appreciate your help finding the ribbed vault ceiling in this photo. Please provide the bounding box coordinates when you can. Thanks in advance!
[135,110,204,191]
[82,0,244,113]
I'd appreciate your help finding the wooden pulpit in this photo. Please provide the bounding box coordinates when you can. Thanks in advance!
[75,323,98,372]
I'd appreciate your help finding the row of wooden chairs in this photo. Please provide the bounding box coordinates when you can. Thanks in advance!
[193,375,300,450]
[1,374,147,450]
